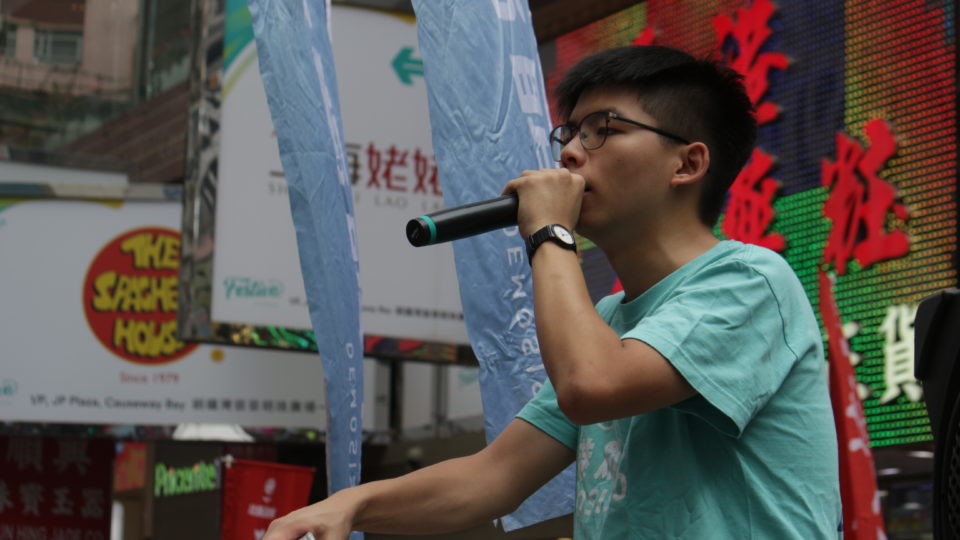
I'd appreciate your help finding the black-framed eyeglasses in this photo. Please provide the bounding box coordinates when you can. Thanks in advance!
[549,110,691,161]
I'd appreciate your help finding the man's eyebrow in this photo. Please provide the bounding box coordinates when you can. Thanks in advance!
[565,107,619,125]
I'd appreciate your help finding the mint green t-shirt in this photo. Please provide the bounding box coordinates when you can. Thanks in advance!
[517,240,842,539]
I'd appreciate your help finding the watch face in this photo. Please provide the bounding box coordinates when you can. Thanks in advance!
[552,225,574,244]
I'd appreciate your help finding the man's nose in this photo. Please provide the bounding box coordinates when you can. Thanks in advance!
[560,136,586,168]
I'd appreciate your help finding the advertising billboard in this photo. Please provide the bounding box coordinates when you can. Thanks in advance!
[0,197,381,430]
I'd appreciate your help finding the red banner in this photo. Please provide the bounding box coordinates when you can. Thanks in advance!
[221,459,315,540]
[113,441,147,492]
[820,271,887,539]
[0,437,114,540]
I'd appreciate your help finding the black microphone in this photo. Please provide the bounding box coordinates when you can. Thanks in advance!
[406,194,518,247]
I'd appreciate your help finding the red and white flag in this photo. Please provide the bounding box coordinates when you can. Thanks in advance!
[820,270,887,540]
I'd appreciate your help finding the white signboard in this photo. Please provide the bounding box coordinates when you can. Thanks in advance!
[212,6,468,344]
[0,198,382,429]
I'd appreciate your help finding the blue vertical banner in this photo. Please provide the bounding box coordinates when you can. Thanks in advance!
[246,0,363,525]
[412,0,575,530]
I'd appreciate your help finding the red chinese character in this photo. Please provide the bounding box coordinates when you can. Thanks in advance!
[384,145,409,192]
[722,148,785,251]
[821,119,908,275]
[713,0,789,125]
[366,142,382,189]
[413,148,442,196]
[631,26,656,46]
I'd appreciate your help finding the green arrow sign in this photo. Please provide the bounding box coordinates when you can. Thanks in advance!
[392,46,424,85]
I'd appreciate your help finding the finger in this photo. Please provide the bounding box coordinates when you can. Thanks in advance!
[502,173,533,195]
[263,516,310,540]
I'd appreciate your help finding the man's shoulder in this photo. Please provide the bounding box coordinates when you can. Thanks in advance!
[713,240,791,270]
[708,240,801,289]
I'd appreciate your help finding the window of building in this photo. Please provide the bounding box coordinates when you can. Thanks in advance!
[33,29,83,64]
[0,0,192,167]
[137,0,192,100]
[0,23,16,58]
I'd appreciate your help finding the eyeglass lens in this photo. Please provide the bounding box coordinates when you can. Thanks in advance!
[550,112,609,161]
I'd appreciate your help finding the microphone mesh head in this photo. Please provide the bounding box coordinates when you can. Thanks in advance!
[406,218,430,247]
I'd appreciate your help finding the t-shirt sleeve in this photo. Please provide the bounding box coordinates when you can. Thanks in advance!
[624,257,799,437]
[516,378,578,451]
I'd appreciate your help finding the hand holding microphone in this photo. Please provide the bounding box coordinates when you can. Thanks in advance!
[405,169,585,247]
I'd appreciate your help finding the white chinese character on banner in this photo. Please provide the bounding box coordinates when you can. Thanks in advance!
[510,55,552,168]
[841,320,872,400]
[491,0,527,22]
[6,438,43,472]
[53,440,91,475]
[845,376,871,457]
[878,303,922,404]
[0,481,14,513]
[51,487,74,516]
[19,483,43,516]
[510,55,543,115]
[80,488,105,519]
[527,117,552,169]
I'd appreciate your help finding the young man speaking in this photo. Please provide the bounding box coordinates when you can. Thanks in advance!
[263,45,842,540]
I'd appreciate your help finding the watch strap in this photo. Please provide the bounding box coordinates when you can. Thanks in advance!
[526,224,576,264]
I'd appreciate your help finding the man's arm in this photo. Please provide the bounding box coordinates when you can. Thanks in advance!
[262,419,575,540]
[503,168,697,425]
[530,241,696,424]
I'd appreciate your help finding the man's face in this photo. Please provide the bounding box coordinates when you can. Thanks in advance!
[560,88,682,242]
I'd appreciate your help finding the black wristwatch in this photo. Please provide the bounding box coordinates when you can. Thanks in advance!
[526,224,577,265]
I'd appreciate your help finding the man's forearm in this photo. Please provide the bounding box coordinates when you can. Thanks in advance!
[264,420,573,540]
[347,455,518,534]
[263,453,521,540]
[531,244,620,395]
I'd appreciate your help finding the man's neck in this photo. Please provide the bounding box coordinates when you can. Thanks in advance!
[600,225,719,302]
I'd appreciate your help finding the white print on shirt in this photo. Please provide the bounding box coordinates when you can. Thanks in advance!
[577,438,595,481]
[576,436,627,517]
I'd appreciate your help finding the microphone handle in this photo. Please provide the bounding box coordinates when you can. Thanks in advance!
[406,194,518,247]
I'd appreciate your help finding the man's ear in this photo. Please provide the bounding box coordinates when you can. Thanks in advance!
[671,142,710,187]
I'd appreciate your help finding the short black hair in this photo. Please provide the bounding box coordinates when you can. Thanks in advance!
[555,45,757,227]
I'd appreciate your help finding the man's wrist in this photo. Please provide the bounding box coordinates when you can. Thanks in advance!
[326,485,366,529]
[526,224,577,265]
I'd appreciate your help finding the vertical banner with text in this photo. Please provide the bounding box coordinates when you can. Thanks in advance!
[413,0,575,529]
[246,0,363,521]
